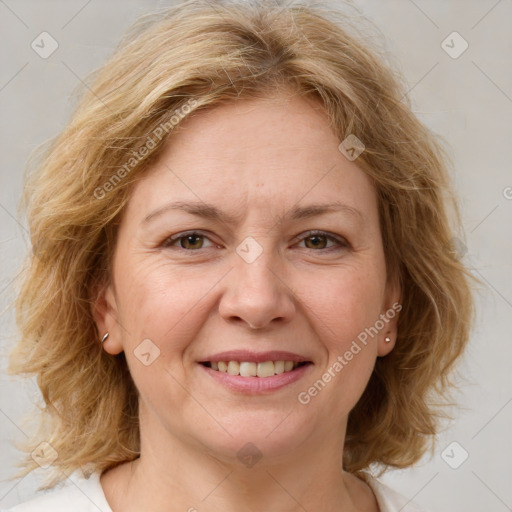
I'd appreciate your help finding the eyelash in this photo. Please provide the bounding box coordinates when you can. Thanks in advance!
[161,230,349,253]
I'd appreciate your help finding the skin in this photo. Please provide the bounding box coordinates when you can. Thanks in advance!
[93,90,401,512]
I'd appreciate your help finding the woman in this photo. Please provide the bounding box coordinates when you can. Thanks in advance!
[4,1,476,511]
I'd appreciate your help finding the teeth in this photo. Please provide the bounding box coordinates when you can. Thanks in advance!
[227,361,240,375]
[257,361,275,378]
[208,360,303,377]
[240,362,257,377]
[274,361,285,374]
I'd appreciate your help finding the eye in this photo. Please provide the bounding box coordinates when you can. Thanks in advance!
[296,230,349,251]
[162,231,215,250]
[161,230,349,252]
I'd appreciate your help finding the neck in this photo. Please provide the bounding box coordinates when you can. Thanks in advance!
[100,407,378,512]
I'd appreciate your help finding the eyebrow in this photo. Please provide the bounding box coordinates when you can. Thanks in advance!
[142,200,364,226]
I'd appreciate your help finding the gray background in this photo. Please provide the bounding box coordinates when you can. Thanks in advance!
[1,1,511,510]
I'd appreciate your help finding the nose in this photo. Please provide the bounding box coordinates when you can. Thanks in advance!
[218,243,296,330]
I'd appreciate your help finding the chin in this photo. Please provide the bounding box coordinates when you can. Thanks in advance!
[190,410,314,464]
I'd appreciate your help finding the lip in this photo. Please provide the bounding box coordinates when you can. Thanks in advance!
[199,361,313,394]
[199,350,310,364]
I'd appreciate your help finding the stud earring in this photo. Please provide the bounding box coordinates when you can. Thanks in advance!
[101,332,109,344]
[385,336,391,343]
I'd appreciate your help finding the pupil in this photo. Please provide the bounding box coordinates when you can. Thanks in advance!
[184,235,202,249]
[308,235,325,249]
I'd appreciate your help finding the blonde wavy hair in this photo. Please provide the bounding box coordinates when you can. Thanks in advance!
[8,0,477,489]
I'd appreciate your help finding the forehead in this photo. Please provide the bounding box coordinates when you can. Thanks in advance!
[124,93,378,225]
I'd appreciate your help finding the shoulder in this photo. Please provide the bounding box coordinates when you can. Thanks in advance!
[1,471,112,512]
[366,475,435,512]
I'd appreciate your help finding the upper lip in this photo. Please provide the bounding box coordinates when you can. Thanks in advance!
[199,350,312,364]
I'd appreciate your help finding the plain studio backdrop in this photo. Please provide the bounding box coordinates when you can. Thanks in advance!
[0,1,511,511]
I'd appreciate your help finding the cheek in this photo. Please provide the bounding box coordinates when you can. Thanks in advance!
[115,255,187,323]
[114,255,219,360]
[113,260,209,409]
[300,262,386,344]
[298,263,384,399]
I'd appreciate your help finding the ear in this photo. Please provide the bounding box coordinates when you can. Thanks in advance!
[91,279,124,356]
[377,273,402,357]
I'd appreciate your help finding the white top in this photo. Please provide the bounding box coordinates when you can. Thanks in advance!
[1,470,433,512]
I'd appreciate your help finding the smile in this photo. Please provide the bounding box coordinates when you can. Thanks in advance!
[201,360,309,378]
[200,360,313,394]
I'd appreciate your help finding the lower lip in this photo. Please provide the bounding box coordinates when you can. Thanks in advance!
[199,363,313,394]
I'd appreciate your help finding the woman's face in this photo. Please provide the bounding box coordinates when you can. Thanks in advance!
[95,92,400,462]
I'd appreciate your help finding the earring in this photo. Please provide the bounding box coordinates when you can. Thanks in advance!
[385,336,391,343]
[101,332,109,344]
